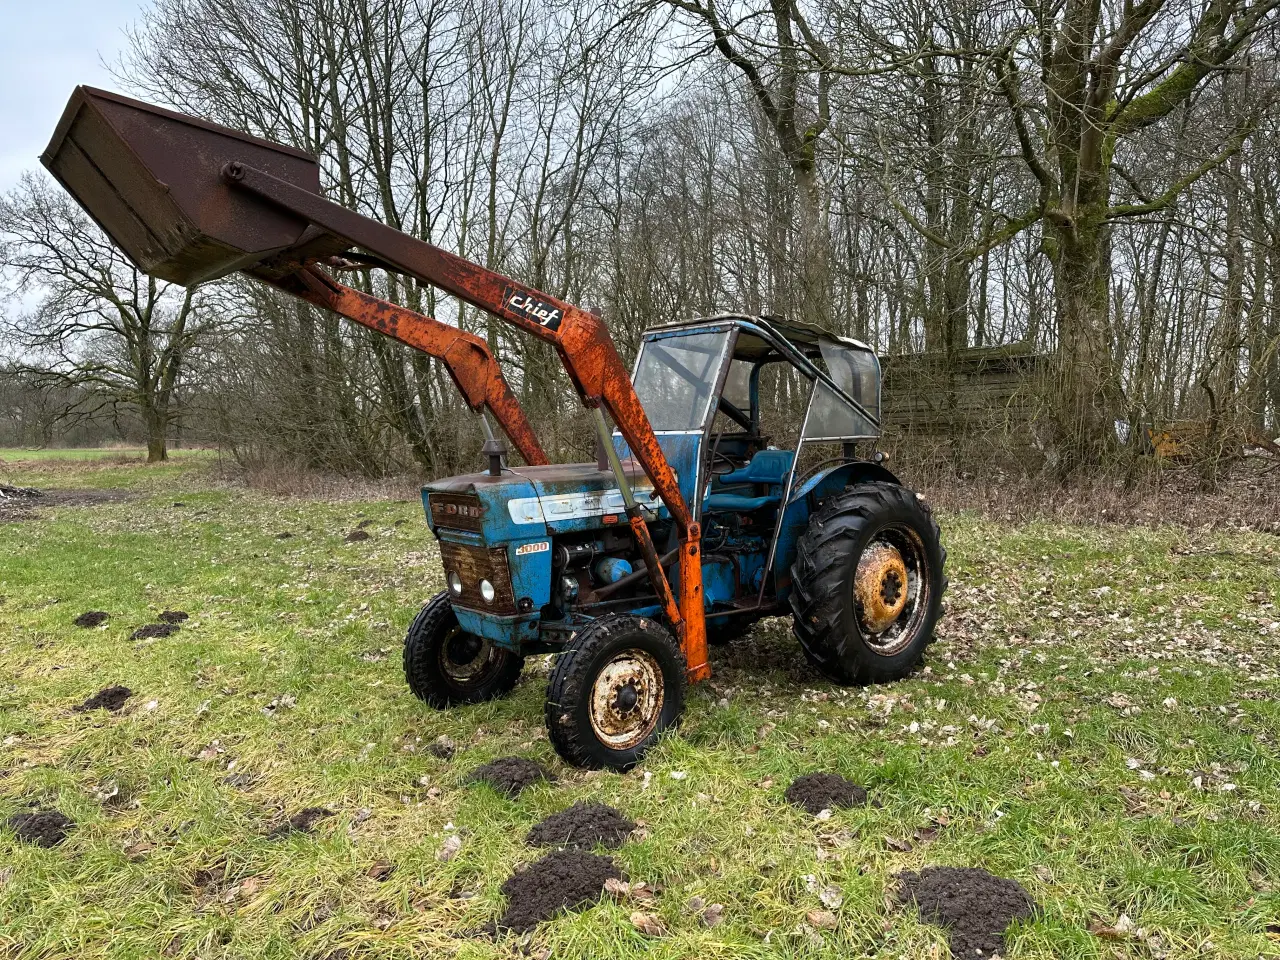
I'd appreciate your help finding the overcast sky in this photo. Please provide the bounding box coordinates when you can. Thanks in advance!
[1,1,145,194]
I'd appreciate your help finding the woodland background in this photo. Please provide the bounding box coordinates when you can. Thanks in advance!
[2,0,1279,484]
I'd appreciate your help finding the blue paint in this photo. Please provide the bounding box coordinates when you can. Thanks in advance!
[593,556,633,584]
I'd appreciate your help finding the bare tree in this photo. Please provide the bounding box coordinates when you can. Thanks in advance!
[0,174,217,461]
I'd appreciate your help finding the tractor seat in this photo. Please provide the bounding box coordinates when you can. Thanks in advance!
[703,449,795,513]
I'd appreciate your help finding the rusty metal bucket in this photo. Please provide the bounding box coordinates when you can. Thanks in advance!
[41,87,321,285]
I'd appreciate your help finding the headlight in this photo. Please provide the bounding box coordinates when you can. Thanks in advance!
[479,579,495,603]
[448,571,463,595]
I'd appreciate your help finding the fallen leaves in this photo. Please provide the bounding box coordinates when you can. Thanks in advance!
[630,911,667,937]
[806,909,838,930]
[437,834,462,862]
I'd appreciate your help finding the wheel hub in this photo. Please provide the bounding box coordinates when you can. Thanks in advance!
[446,632,484,666]
[855,541,909,633]
[589,651,663,750]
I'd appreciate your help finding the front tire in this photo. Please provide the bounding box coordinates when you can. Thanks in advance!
[403,592,524,707]
[545,615,686,770]
[789,483,946,685]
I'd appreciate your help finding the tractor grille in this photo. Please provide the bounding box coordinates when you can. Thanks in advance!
[428,493,485,532]
[438,541,517,614]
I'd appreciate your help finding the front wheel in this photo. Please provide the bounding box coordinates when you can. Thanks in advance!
[789,483,946,685]
[545,615,686,770]
[403,592,524,707]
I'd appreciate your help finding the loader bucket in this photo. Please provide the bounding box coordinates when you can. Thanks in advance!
[41,87,321,286]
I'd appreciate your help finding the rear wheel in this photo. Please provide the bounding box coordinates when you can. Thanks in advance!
[403,592,524,707]
[789,483,946,685]
[545,615,686,770]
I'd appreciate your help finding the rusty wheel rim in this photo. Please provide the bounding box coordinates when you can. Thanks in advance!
[853,525,929,656]
[438,625,500,687]
[589,649,664,750]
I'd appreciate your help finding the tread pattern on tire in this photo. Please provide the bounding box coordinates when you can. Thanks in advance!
[788,482,947,685]
[545,614,686,770]
[403,592,524,707]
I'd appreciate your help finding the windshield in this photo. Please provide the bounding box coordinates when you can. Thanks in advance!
[631,330,732,431]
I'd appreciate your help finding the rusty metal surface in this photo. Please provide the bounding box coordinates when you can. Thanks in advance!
[438,541,517,615]
[41,87,319,285]
[426,492,486,533]
[267,267,549,467]
[855,541,909,634]
[589,649,664,749]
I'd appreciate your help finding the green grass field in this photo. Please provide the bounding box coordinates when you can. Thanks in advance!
[1,456,1277,959]
[0,447,213,463]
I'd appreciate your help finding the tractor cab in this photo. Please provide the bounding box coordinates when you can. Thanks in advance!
[613,316,889,629]
[620,314,882,515]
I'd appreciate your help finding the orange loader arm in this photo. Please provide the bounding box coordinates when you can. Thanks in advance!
[263,266,549,468]
[226,161,708,682]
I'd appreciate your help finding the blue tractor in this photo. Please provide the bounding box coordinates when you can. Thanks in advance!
[410,315,946,769]
[43,87,947,771]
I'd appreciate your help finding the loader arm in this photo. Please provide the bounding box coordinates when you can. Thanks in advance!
[261,266,549,468]
[224,161,708,680]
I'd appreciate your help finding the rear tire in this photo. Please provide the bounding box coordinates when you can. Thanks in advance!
[545,615,686,770]
[789,483,946,685]
[403,592,524,707]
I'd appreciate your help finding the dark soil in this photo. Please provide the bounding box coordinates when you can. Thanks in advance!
[269,806,334,837]
[0,487,131,523]
[344,530,371,543]
[495,850,623,933]
[275,532,293,540]
[785,772,869,814]
[74,685,133,712]
[897,866,1037,957]
[74,610,110,628]
[157,610,189,624]
[7,809,74,847]
[467,756,554,797]
[425,735,456,759]
[131,623,179,640]
[526,802,636,850]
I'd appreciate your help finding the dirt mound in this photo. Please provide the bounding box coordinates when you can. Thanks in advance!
[344,530,371,543]
[157,610,189,624]
[495,849,623,933]
[785,772,868,814]
[467,757,554,797]
[897,866,1037,957]
[269,806,334,837]
[526,802,635,850]
[0,487,131,522]
[131,623,179,640]
[7,809,74,847]
[74,685,133,712]
[74,610,110,628]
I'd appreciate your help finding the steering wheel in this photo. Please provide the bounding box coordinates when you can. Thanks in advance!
[710,449,738,476]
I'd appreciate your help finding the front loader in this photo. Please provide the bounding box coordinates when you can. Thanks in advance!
[44,87,947,769]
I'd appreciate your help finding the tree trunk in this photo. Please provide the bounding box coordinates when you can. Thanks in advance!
[145,407,169,462]
[793,163,831,328]
[1046,211,1124,472]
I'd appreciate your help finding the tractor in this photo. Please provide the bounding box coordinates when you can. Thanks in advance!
[43,87,946,770]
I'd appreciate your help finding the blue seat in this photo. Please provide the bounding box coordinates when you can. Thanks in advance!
[703,449,795,513]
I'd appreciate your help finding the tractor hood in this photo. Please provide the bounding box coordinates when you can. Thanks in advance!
[424,461,666,539]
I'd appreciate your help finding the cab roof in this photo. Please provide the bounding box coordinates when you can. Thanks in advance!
[642,313,875,363]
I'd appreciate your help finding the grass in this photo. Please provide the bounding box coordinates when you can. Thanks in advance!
[0,447,213,463]
[0,456,1277,959]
